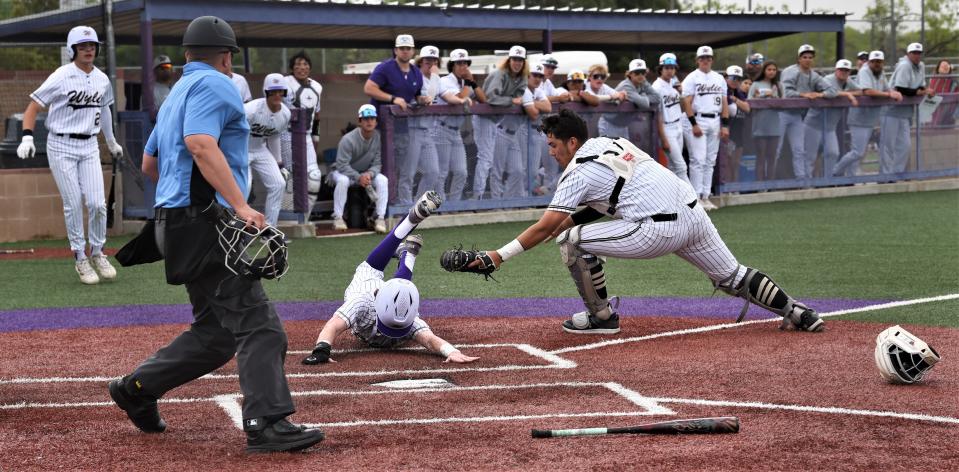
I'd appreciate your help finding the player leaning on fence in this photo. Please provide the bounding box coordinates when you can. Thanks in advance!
[467,109,824,335]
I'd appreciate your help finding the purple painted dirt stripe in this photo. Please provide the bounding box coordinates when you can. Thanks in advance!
[0,297,885,333]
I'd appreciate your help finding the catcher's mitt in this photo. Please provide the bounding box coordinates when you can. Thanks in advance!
[440,247,497,280]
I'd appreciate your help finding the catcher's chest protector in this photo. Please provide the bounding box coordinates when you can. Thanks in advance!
[560,137,652,215]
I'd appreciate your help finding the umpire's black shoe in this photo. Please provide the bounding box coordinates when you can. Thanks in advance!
[245,418,325,453]
[108,377,166,433]
[562,311,621,334]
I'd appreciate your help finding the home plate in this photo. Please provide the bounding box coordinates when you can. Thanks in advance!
[372,378,456,389]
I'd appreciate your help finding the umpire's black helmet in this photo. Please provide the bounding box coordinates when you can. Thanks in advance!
[182,16,240,53]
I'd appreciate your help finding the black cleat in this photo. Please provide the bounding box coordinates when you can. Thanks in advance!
[246,419,325,453]
[781,305,825,332]
[408,191,442,224]
[108,377,166,433]
[562,312,621,334]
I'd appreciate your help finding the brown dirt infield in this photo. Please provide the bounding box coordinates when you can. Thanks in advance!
[1,316,956,471]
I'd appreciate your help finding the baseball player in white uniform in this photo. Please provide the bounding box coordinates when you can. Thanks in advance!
[281,51,324,212]
[534,55,568,196]
[17,26,121,285]
[474,110,823,335]
[397,45,441,204]
[681,46,728,210]
[245,73,291,227]
[652,53,690,184]
[230,71,252,102]
[302,191,478,365]
[434,49,485,201]
[492,61,551,198]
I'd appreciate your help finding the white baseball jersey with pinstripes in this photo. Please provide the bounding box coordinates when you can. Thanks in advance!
[336,262,431,348]
[680,69,727,115]
[31,62,113,136]
[245,98,290,154]
[548,137,740,282]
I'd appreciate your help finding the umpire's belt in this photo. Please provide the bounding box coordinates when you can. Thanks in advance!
[154,205,207,222]
[696,113,718,119]
[649,200,697,222]
[55,133,93,140]
[497,125,517,135]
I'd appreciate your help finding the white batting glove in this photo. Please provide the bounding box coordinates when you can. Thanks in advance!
[17,136,35,159]
[107,140,124,159]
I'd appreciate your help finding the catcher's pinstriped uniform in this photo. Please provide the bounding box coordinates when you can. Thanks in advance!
[338,262,431,348]
[548,137,740,282]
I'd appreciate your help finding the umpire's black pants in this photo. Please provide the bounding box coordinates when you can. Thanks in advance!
[131,215,295,422]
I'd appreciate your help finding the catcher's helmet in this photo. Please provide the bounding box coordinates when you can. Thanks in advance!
[874,325,941,384]
[374,278,420,338]
[66,26,100,60]
[182,16,240,53]
[208,203,289,280]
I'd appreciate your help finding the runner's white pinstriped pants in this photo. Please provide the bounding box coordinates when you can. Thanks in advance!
[46,135,106,254]
[248,148,286,227]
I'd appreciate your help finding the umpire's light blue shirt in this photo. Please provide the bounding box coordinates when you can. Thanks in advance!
[153,61,249,209]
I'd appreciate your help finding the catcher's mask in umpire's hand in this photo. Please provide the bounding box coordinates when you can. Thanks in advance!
[205,203,289,280]
[373,278,420,338]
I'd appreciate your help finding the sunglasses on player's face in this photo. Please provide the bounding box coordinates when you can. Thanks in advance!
[591,74,606,80]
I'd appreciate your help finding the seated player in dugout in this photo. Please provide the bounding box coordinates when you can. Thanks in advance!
[302,191,479,365]
[473,109,824,335]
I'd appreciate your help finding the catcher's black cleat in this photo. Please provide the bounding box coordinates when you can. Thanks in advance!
[781,306,825,332]
[245,418,325,453]
[409,191,442,224]
[562,312,621,335]
[108,377,167,433]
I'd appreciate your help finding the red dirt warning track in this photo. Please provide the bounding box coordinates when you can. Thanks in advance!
[1,316,956,471]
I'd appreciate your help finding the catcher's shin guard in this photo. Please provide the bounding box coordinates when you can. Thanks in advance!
[716,266,824,332]
[557,226,613,320]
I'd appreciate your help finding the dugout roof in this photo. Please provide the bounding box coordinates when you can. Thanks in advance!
[0,0,848,52]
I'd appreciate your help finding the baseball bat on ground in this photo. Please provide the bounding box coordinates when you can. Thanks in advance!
[531,417,739,438]
[0,248,35,255]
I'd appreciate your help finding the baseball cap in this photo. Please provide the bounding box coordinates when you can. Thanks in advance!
[628,59,648,73]
[419,45,439,59]
[696,45,713,58]
[449,48,471,64]
[659,53,678,67]
[358,104,377,118]
[509,45,526,59]
[907,42,923,53]
[395,34,414,48]
[835,59,853,70]
[530,62,546,76]
[798,44,815,56]
[541,55,558,67]
[857,50,869,59]
[747,53,764,65]
[869,50,885,62]
[567,69,586,81]
[153,54,172,69]
[725,65,743,78]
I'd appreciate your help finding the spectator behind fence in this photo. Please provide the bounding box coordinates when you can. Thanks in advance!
[153,55,175,109]
[832,51,903,177]
[748,61,783,181]
[723,65,750,185]
[853,51,869,83]
[281,50,324,213]
[598,59,660,139]
[473,45,528,199]
[651,53,690,184]
[781,44,837,180]
[583,63,626,109]
[540,55,569,103]
[881,43,935,175]
[745,53,764,82]
[929,60,957,127]
[330,105,388,233]
[396,45,441,205]
[534,54,569,196]
[434,49,485,201]
[803,60,861,178]
[494,61,551,198]
[556,69,589,103]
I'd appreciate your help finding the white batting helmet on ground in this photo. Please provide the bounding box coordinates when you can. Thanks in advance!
[263,73,286,96]
[874,325,941,384]
[67,26,100,60]
[374,278,420,338]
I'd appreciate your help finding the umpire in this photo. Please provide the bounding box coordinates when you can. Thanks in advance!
[108,16,324,453]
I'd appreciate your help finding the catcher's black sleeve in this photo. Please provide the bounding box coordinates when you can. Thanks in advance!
[571,206,604,225]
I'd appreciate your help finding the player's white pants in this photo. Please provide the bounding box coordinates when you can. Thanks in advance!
[471,115,499,199]
[344,261,385,302]
[330,170,388,219]
[248,148,286,227]
[833,126,872,177]
[539,132,560,194]
[574,203,740,284]
[686,116,720,198]
[491,120,529,199]
[47,136,106,254]
[879,115,911,174]
[803,122,839,179]
[779,111,808,178]
[433,123,468,201]
[662,123,690,184]
[280,130,322,212]
[397,126,439,205]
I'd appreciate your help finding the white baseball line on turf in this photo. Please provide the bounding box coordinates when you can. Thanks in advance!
[0,343,576,385]
[650,397,959,425]
[286,342,530,355]
[550,293,959,355]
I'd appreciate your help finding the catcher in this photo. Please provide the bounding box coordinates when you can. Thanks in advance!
[444,109,823,335]
[302,191,479,365]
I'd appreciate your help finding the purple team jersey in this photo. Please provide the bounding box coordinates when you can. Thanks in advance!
[369,58,422,106]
